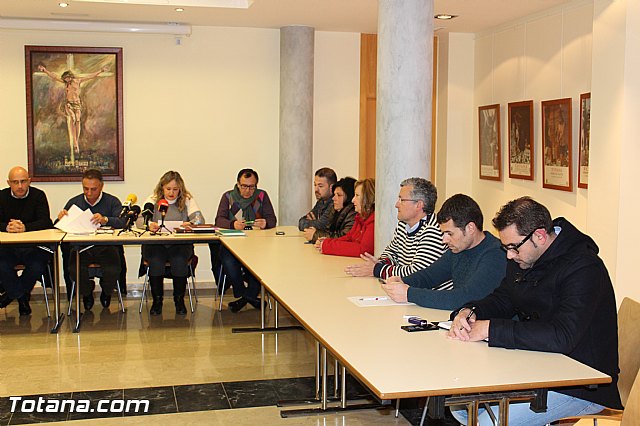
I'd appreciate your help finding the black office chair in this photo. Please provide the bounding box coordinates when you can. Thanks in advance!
[14,263,53,317]
[67,263,126,315]
[138,256,198,314]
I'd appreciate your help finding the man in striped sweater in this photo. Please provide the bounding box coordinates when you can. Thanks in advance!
[345,177,448,284]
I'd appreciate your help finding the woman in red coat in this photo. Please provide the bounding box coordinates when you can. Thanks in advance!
[316,178,375,257]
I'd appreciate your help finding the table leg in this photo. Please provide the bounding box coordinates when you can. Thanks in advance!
[260,284,265,329]
[49,243,65,333]
[232,283,303,333]
[499,397,509,425]
[280,344,381,418]
[73,247,82,332]
[321,346,328,410]
[316,341,321,400]
[340,365,347,408]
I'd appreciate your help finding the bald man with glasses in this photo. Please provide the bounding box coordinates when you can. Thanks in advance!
[0,166,53,315]
[447,196,621,425]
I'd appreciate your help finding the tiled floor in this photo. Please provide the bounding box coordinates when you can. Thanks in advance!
[0,291,459,425]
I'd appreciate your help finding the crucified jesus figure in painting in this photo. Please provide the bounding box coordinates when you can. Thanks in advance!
[37,64,108,163]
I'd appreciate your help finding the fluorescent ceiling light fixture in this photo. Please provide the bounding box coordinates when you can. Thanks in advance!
[72,0,253,8]
[0,17,191,35]
[59,2,69,7]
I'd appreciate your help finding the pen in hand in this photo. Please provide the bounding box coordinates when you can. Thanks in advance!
[459,306,476,331]
[466,306,476,322]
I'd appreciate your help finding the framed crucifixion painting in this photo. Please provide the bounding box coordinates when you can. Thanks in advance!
[25,46,124,182]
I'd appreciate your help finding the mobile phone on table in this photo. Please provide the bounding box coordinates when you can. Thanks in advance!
[401,324,438,332]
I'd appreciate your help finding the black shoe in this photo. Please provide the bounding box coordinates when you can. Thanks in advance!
[247,297,265,310]
[83,294,94,311]
[18,295,31,316]
[0,293,13,309]
[228,298,247,313]
[150,296,163,315]
[174,296,187,315]
[100,292,111,308]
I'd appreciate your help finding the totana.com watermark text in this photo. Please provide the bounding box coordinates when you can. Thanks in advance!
[9,396,150,414]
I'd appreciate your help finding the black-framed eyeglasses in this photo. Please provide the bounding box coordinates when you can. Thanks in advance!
[239,184,257,190]
[397,197,418,203]
[500,229,537,254]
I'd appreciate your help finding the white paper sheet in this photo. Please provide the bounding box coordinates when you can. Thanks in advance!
[55,205,100,234]
[348,296,415,307]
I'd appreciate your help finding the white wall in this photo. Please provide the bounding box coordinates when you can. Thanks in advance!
[440,0,638,304]
[314,32,360,183]
[590,0,640,304]
[435,32,475,205]
[0,26,361,287]
[469,1,593,232]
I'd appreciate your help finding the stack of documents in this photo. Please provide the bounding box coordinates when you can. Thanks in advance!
[55,205,99,234]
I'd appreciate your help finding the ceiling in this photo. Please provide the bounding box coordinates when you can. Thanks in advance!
[0,0,574,34]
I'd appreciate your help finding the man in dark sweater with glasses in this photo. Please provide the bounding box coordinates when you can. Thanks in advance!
[0,166,53,315]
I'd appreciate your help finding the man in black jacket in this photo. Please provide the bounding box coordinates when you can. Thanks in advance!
[448,196,621,425]
[0,166,54,315]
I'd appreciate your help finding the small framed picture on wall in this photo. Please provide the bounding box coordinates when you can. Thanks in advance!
[507,100,534,180]
[578,93,591,189]
[478,104,501,181]
[541,98,572,192]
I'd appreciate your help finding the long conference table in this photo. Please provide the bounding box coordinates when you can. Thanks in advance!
[1,227,612,424]
[220,228,612,424]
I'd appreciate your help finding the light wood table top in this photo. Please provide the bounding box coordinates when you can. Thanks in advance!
[61,229,219,244]
[221,235,611,400]
[0,229,66,244]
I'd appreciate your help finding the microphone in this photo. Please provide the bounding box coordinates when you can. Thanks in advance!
[119,194,138,217]
[124,205,141,229]
[141,202,154,229]
[157,199,169,218]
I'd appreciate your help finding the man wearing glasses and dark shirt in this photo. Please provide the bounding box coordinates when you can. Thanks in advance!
[0,166,53,315]
[448,197,621,425]
[210,168,277,312]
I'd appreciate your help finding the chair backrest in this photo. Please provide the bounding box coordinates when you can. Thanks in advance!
[618,297,640,406]
[621,368,640,426]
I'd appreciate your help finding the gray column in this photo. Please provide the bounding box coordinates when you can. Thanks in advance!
[279,26,314,226]
[375,0,434,253]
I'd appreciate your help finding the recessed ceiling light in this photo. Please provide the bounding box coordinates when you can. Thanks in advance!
[434,14,458,20]
[175,7,184,12]
[59,2,69,7]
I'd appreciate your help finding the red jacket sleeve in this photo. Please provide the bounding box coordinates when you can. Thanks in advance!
[321,215,375,257]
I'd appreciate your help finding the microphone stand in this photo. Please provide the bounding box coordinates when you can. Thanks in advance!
[152,211,171,235]
[118,213,143,236]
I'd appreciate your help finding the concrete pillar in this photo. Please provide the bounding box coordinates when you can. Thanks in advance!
[279,26,314,226]
[376,0,434,252]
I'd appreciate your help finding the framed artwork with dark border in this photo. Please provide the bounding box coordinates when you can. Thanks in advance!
[478,104,501,181]
[25,45,124,182]
[507,100,534,180]
[541,97,572,192]
[578,92,591,189]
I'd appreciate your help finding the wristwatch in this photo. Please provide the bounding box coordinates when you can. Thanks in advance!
[103,216,109,225]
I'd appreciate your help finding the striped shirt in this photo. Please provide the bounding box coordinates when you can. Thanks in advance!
[374,214,451,289]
